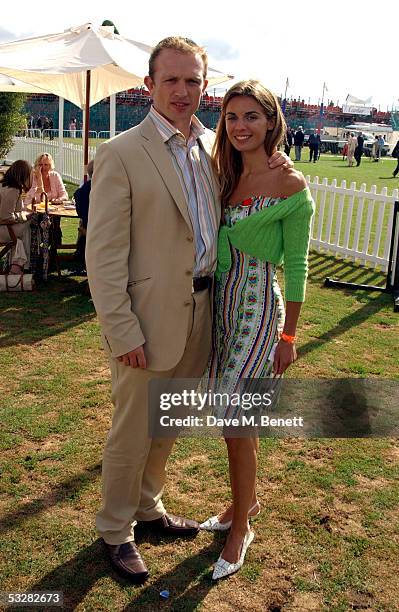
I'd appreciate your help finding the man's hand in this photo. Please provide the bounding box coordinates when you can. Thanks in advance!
[268,150,294,170]
[117,346,147,369]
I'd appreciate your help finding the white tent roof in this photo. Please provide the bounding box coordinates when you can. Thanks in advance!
[0,23,233,108]
[0,73,50,93]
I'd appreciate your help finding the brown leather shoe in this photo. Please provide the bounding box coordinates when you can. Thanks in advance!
[137,513,199,537]
[103,540,149,583]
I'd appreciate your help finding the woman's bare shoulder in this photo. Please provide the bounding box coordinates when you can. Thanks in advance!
[278,169,307,198]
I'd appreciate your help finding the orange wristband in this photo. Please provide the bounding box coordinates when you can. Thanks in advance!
[280,332,297,344]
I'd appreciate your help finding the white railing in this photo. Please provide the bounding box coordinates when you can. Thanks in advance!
[307,176,398,271]
[6,135,99,184]
[6,138,398,272]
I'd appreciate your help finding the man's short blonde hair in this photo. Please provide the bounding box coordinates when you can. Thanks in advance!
[148,36,208,80]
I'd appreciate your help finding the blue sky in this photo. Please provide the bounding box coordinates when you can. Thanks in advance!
[1,0,397,109]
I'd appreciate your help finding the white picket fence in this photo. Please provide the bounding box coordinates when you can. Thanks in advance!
[6,137,398,272]
[7,135,98,184]
[307,176,398,271]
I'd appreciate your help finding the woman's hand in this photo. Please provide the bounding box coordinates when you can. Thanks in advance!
[34,166,44,190]
[273,339,297,376]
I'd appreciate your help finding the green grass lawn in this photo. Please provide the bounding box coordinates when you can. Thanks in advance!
[295,151,399,195]
[0,171,398,610]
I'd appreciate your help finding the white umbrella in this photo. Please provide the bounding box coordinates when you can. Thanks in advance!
[0,23,232,107]
[0,23,233,176]
[0,73,49,94]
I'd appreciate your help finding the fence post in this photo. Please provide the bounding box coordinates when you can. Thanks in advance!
[353,183,367,262]
[334,179,346,246]
[316,177,327,244]
[372,187,388,267]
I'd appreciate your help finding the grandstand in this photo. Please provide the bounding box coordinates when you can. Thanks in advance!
[23,90,395,135]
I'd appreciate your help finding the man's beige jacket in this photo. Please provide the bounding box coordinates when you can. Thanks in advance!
[86,115,221,371]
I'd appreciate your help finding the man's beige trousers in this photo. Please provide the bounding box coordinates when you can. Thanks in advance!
[96,289,212,544]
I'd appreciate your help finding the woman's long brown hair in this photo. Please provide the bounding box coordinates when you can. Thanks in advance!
[1,159,32,193]
[212,80,287,211]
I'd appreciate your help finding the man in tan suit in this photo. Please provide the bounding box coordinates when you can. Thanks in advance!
[86,36,290,583]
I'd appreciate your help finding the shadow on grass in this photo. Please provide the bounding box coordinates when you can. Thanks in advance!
[0,274,95,348]
[123,540,218,611]
[0,463,101,536]
[308,252,387,288]
[25,539,108,611]
[298,251,392,359]
[300,294,390,359]
[309,259,358,280]
[330,165,363,169]
[23,539,217,611]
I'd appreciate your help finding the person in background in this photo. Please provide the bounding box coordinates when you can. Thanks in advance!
[392,139,399,177]
[24,153,68,206]
[294,125,305,161]
[48,117,54,141]
[24,152,68,251]
[347,132,357,167]
[27,115,34,137]
[69,118,77,138]
[73,160,94,273]
[0,160,33,273]
[354,133,364,167]
[308,129,321,163]
[376,135,385,160]
[284,127,293,157]
[371,135,378,161]
[42,117,49,136]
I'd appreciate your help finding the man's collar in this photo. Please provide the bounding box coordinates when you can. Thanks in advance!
[149,106,205,143]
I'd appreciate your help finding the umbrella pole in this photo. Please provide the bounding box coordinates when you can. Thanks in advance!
[58,96,64,174]
[110,93,116,138]
[83,69,91,182]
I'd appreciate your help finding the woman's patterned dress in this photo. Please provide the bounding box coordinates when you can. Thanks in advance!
[207,195,286,407]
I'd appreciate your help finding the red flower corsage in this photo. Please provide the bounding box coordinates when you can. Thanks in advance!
[241,197,253,207]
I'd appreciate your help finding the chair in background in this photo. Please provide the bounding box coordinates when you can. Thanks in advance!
[0,221,17,272]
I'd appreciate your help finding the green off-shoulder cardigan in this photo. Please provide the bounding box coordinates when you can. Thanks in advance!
[216,186,315,302]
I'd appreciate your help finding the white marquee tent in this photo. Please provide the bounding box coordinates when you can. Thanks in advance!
[0,73,49,94]
[0,23,233,176]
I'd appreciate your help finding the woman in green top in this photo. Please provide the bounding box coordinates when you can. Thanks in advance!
[200,80,314,580]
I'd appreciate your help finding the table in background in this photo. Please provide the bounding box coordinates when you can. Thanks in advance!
[31,202,78,278]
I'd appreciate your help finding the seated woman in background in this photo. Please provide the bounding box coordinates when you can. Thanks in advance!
[24,152,68,249]
[24,152,68,205]
[0,160,33,273]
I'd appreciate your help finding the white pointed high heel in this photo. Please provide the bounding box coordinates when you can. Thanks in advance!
[199,502,260,532]
[212,529,255,580]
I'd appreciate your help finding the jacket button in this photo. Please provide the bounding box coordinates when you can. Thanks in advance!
[184,300,191,306]
[186,236,194,242]
[185,269,192,276]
